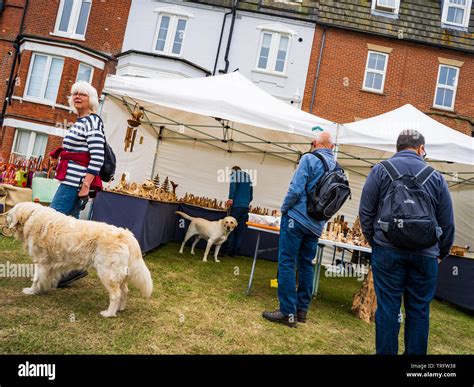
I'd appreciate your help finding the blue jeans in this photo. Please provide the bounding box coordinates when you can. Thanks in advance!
[372,244,438,355]
[278,213,318,315]
[50,183,88,218]
[222,207,249,256]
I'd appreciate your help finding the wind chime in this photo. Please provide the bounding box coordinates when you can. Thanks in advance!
[125,104,144,152]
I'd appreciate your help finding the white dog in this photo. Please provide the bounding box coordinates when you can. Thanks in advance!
[176,211,237,262]
[5,202,153,318]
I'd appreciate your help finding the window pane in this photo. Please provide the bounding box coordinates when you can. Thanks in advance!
[44,58,64,101]
[26,55,47,98]
[435,87,454,108]
[375,54,386,71]
[172,19,187,55]
[32,133,48,158]
[59,0,74,32]
[447,7,465,24]
[435,87,445,106]
[378,0,396,7]
[365,72,375,89]
[14,130,30,156]
[258,33,272,69]
[443,88,454,107]
[368,53,377,70]
[75,0,91,36]
[155,16,170,52]
[274,36,289,72]
[446,68,457,86]
[373,73,383,90]
[77,64,92,83]
[438,66,448,85]
[449,0,466,5]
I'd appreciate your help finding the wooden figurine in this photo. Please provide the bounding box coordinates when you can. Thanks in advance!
[352,268,377,323]
[153,174,160,188]
[161,176,170,192]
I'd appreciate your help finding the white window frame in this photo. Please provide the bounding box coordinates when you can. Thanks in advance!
[371,0,401,15]
[441,0,472,28]
[11,129,48,159]
[433,64,459,111]
[24,53,65,104]
[53,0,92,40]
[152,13,189,57]
[255,31,291,76]
[362,50,389,94]
[76,63,94,83]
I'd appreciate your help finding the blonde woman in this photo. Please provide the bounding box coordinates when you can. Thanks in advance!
[50,81,105,287]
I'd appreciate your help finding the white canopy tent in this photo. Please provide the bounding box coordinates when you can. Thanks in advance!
[100,72,473,248]
[101,72,337,210]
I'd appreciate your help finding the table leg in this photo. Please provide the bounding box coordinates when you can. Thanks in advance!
[246,232,261,296]
[312,245,324,297]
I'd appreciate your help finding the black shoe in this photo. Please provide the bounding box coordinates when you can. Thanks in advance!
[297,309,307,323]
[262,310,297,328]
[57,270,88,288]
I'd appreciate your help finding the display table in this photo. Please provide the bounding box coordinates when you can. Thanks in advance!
[435,255,474,312]
[92,191,179,253]
[246,223,280,295]
[91,191,280,260]
[312,240,372,296]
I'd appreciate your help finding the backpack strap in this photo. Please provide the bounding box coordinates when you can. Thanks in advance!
[310,152,329,173]
[380,160,402,181]
[415,165,436,186]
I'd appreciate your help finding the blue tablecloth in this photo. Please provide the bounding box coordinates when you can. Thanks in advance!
[435,255,474,312]
[92,191,279,261]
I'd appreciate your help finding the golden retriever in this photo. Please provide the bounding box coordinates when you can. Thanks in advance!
[5,202,153,318]
[176,211,237,262]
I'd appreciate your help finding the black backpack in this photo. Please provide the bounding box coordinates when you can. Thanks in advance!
[307,152,351,221]
[100,141,116,182]
[377,160,442,250]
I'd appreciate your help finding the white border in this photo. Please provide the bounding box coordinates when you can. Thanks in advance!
[433,64,459,111]
[4,118,67,138]
[362,50,389,93]
[20,41,105,69]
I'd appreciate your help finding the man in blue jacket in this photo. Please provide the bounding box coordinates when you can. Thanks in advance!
[263,132,336,327]
[359,129,455,355]
[222,166,253,257]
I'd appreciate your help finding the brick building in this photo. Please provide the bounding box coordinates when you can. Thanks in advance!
[302,0,474,136]
[0,0,131,163]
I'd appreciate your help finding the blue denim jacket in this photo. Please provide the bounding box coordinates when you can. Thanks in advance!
[359,150,455,258]
[281,148,336,236]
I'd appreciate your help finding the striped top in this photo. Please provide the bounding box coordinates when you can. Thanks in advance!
[59,114,105,187]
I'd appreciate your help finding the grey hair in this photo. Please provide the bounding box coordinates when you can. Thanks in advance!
[313,131,334,145]
[68,81,99,114]
[396,129,425,152]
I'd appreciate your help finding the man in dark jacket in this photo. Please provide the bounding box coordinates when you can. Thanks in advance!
[359,129,455,355]
[222,166,253,257]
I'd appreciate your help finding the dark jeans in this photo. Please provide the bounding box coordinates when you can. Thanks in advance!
[372,244,438,355]
[50,183,88,218]
[222,207,249,256]
[278,213,318,315]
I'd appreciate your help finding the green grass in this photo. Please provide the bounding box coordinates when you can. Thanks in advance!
[0,236,472,354]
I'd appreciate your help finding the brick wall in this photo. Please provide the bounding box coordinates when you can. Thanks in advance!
[303,26,474,136]
[0,0,131,160]
[23,0,131,55]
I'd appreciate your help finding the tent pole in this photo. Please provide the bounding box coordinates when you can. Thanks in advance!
[334,123,340,161]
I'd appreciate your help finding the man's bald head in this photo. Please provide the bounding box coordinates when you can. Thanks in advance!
[311,131,334,151]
